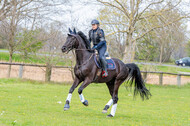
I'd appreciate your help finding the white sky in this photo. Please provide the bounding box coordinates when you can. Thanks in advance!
[56,0,190,34]
[55,1,100,34]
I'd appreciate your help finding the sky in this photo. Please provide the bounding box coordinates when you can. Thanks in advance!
[54,1,100,34]
[56,0,190,34]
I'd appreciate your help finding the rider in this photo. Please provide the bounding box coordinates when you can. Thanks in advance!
[89,19,108,77]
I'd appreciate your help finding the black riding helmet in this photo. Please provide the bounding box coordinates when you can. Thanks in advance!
[91,19,99,25]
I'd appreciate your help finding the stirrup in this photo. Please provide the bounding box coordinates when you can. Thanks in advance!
[102,71,108,78]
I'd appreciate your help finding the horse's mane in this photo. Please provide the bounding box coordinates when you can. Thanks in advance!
[77,31,91,51]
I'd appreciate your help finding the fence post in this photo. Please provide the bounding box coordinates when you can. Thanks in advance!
[177,74,181,86]
[159,73,163,85]
[143,72,147,83]
[19,65,24,78]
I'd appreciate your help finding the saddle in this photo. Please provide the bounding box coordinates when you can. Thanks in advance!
[93,51,116,81]
[94,51,116,70]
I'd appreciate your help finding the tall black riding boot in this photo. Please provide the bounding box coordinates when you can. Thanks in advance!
[100,58,108,77]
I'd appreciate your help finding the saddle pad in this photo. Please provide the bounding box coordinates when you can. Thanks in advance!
[94,56,116,70]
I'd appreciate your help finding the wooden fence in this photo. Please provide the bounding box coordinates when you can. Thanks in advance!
[141,71,190,86]
[0,62,190,86]
[0,62,73,82]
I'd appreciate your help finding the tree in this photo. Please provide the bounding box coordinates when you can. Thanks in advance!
[186,40,190,57]
[17,29,43,58]
[0,0,69,77]
[136,33,159,61]
[136,8,186,63]
[0,0,38,77]
[31,22,67,82]
[97,0,190,62]
[0,0,13,21]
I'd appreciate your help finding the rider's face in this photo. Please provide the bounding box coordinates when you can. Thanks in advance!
[92,24,98,30]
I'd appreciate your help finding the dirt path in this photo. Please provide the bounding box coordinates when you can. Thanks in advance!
[145,74,190,85]
[0,65,190,85]
[0,65,73,83]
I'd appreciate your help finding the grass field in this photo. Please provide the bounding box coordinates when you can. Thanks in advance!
[0,52,44,64]
[0,52,71,66]
[0,79,189,126]
[138,64,190,74]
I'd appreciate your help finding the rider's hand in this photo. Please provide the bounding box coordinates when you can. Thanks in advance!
[92,45,98,50]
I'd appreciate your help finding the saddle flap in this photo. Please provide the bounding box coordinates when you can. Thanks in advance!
[94,55,116,70]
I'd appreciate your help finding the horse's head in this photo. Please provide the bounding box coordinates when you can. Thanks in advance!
[62,28,78,53]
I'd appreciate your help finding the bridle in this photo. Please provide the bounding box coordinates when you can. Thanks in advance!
[64,34,94,67]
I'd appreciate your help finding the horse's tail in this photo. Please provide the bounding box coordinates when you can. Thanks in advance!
[125,63,151,100]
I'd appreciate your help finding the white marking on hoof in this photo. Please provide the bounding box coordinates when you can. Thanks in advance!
[66,93,72,103]
[79,94,85,103]
[110,104,117,116]
[106,99,113,106]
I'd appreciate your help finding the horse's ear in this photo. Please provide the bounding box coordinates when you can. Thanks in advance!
[69,28,72,33]
[73,28,76,34]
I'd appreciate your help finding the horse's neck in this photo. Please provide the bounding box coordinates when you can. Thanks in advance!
[75,43,91,65]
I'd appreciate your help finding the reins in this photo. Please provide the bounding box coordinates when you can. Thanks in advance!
[75,49,92,51]
[69,34,95,68]
[73,49,94,68]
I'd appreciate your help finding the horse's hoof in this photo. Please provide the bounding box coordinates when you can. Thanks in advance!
[64,104,70,111]
[102,105,109,113]
[102,110,107,113]
[107,114,114,117]
[82,100,88,106]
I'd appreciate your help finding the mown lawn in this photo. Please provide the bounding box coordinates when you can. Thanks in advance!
[0,52,71,66]
[0,52,44,64]
[0,79,189,126]
[138,64,190,74]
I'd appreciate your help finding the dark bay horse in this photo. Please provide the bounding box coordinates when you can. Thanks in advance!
[61,28,151,117]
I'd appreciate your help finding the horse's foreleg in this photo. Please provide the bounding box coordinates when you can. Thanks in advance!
[78,78,91,106]
[64,78,81,111]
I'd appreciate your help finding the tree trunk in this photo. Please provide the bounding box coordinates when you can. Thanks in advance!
[7,51,13,78]
[45,63,52,82]
[159,42,163,64]
[131,40,136,62]
[123,32,135,63]
[24,50,28,59]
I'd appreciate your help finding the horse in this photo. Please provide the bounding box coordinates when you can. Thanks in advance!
[61,28,151,117]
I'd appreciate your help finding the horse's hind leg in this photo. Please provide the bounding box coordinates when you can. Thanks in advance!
[102,79,115,113]
[64,77,81,111]
[107,79,125,117]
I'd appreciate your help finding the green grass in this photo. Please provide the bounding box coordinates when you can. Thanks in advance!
[0,78,189,126]
[138,64,190,74]
[0,49,8,51]
[0,52,71,66]
[155,65,190,73]
[0,52,43,64]
[134,59,176,65]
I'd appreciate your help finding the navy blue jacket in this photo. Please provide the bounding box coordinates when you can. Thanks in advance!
[89,27,106,49]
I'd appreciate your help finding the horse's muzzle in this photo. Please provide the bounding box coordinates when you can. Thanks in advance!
[62,46,67,53]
